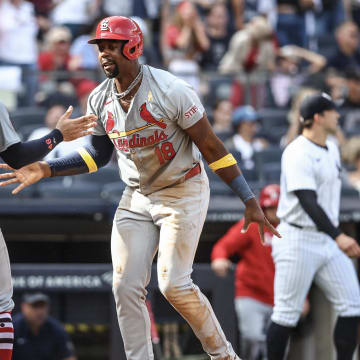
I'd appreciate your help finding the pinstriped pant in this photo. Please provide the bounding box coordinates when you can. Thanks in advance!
[0,229,14,313]
[271,222,360,327]
[111,166,238,360]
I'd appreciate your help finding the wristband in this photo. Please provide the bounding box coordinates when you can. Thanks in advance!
[209,153,237,171]
[228,174,255,203]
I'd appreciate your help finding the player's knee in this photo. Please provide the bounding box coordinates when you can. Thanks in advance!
[112,276,131,300]
[271,308,301,327]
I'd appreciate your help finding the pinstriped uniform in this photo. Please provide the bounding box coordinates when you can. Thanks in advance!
[0,102,19,313]
[272,136,360,326]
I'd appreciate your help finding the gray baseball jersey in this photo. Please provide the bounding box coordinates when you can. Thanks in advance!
[88,65,204,195]
[277,135,341,227]
[0,102,20,153]
[0,102,17,313]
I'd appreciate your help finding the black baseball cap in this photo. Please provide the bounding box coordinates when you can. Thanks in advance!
[22,293,50,305]
[299,92,337,123]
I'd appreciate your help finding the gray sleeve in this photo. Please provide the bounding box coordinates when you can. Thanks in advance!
[166,79,205,129]
[0,103,21,153]
[87,92,106,136]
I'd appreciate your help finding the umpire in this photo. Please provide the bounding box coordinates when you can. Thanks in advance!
[266,93,360,360]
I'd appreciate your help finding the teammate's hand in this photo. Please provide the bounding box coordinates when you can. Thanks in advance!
[56,106,98,142]
[242,197,281,243]
[0,161,50,194]
[211,258,232,277]
[335,233,360,258]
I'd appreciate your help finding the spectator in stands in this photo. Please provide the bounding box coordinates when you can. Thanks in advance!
[28,101,90,159]
[199,2,232,71]
[211,98,233,141]
[341,68,360,134]
[219,16,277,108]
[275,0,315,48]
[38,26,72,73]
[162,0,209,91]
[13,293,76,360]
[0,0,39,107]
[269,45,326,108]
[327,21,360,72]
[342,137,360,192]
[50,0,101,39]
[211,184,281,360]
[68,22,99,72]
[225,105,268,169]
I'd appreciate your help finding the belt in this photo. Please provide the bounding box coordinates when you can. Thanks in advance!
[287,222,316,231]
[184,163,201,181]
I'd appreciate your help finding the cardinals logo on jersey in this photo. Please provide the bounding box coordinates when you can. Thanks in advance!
[106,111,115,133]
[139,103,167,129]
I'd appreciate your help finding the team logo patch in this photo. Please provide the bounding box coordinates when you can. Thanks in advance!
[100,19,112,32]
[106,111,115,132]
[139,103,167,129]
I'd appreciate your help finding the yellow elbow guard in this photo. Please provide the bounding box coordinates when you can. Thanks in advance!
[77,147,98,173]
[209,153,237,172]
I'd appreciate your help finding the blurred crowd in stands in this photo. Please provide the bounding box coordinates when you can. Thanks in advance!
[3,0,360,196]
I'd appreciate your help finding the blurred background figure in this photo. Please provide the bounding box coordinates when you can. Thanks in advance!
[50,0,101,39]
[211,184,280,360]
[0,0,39,107]
[225,105,268,169]
[199,2,232,71]
[38,26,72,74]
[219,16,277,109]
[210,98,233,141]
[327,21,360,72]
[13,293,76,360]
[269,45,326,108]
[162,0,209,92]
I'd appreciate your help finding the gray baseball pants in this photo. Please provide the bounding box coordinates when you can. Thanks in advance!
[0,229,14,313]
[111,168,238,359]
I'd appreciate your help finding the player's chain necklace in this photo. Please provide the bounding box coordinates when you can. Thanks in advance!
[113,65,143,99]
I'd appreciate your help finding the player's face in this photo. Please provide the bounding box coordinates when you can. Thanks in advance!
[97,40,124,78]
[322,109,340,134]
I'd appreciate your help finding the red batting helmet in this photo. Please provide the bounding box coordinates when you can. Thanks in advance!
[88,16,143,60]
[259,184,280,208]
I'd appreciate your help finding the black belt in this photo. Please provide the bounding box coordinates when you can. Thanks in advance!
[288,222,303,229]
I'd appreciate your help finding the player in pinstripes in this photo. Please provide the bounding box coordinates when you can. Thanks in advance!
[0,16,280,360]
[267,93,360,360]
[0,101,96,360]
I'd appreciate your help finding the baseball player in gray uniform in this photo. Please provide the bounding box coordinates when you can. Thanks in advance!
[0,16,280,360]
[0,102,96,360]
[267,93,360,360]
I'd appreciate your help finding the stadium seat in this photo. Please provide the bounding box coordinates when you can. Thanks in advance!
[258,108,289,129]
[254,146,283,182]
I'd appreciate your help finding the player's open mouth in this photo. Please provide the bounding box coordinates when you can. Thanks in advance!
[103,62,115,70]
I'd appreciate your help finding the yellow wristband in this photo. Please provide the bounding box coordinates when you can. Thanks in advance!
[209,153,237,172]
[77,147,98,173]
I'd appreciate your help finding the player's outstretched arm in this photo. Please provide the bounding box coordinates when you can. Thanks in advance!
[185,114,281,242]
[0,134,114,194]
[0,107,97,169]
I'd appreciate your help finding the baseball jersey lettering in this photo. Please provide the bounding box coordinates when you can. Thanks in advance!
[88,65,205,194]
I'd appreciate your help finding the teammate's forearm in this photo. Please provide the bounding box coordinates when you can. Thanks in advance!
[48,135,113,177]
[0,129,63,169]
[294,190,341,239]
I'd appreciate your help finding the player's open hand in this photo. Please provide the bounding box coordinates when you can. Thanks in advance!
[0,161,50,194]
[56,106,98,142]
[242,197,281,243]
[336,233,360,258]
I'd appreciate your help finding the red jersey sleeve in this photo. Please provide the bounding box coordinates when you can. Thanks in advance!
[211,219,254,261]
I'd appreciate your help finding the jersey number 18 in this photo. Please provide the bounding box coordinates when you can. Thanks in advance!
[155,141,176,164]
